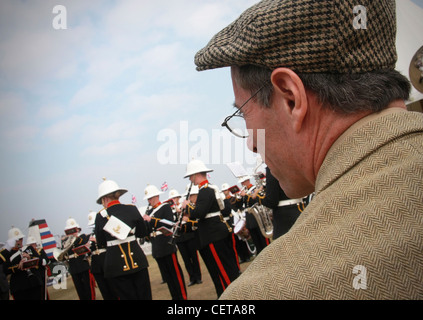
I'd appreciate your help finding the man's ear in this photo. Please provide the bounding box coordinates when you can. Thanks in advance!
[270,68,308,133]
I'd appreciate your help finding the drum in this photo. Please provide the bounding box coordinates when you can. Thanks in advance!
[234,219,246,235]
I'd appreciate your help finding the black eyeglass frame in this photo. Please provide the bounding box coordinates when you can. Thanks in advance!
[221,85,265,138]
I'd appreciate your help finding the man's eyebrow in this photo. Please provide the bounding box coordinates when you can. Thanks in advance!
[232,102,240,110]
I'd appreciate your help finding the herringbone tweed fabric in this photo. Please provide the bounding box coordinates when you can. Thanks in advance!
[195,0,397,73]
[220,109,423,300]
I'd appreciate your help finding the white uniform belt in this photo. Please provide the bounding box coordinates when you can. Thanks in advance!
[92,248,106,255]
[107,235,136,247]
[278,198,303,207]
[205,211,221,219]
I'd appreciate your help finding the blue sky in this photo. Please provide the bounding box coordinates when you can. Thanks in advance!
[0,0,259,238]
[1,0,422,240]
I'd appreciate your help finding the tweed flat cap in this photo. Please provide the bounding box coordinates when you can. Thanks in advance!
[194,0,397,73]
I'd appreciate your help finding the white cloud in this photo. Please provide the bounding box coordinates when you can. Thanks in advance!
[2,125,40,152]
[81,139,143,157]
[44,114,90,142]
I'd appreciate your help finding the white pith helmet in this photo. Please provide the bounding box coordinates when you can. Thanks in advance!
[26,236,37,246]
[143,185,163,200]
[168,189,181,200]
[97,177,128,204]
[221,183,230,191]
[184,159,213,178]
[87,210,96,227]
[64,217,80,231]
[8,227,25,241]
[238,175,251,184]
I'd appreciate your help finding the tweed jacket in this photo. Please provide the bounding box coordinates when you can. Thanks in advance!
[221,108,423,300]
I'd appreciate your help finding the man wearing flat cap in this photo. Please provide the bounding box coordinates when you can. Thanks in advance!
[195,0,423,299]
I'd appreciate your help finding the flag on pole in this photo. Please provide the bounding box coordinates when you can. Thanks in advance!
[27,219,57,260]
[161,181,168,192]
[132,194,137,204]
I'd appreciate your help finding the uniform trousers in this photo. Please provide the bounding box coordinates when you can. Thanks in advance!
[92,272,117,300]
[226,233,240,272]
[108,268,152,300]
[155,252,187,300]
[199,238,240,298]
[12,285,42,300]
[249,227,270,255]
[177,237,202,283]
[71,270,95,300]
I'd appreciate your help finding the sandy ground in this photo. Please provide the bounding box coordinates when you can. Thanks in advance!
[48,250,253,300]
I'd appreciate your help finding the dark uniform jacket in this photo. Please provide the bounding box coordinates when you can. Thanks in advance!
[95,201,149,279]
[4,246,43,294]
[222,197,234,229]
[0,248,10,265]
[172,205,196,244]
[186,181,229,249]
[89,236,107,275]
[242,184,260,230]
[67,234,90,275]
[145,202,177,259]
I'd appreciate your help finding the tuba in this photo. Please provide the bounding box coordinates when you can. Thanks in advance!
[53,235,76,261]
[246,155,274,239]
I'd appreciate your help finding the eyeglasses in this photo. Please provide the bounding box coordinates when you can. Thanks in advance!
[221,85,265,138]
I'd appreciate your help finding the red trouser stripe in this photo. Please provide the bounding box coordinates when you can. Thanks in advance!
[231,233,240,270]
[209,243,231,286]
[172,253,187,300]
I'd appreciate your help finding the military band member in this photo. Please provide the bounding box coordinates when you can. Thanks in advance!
[62,218,95,300]
[260,167,304,240]
[87,211,117,300]
[143,185,187,300]
[239,176,270,254]
[170,188,202,286]
[3,227,43,300]
[95,178,152,300]
[221,183,250,264]
[0,238,13,300]
[182,159,239,298]
[26,236,50,300]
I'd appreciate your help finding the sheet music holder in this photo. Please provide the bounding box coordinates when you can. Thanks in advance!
[226,162,249,178]
[22,258,39,270]
[157,226,173,236]
[72,244,91,256]
[228,185,241,194]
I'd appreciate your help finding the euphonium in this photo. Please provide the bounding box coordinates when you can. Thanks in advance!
[53,235,76,261]
[245,203,273,239]
[246,155,273,239]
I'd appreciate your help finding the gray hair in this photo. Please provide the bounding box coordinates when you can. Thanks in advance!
[233,65,411,114]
